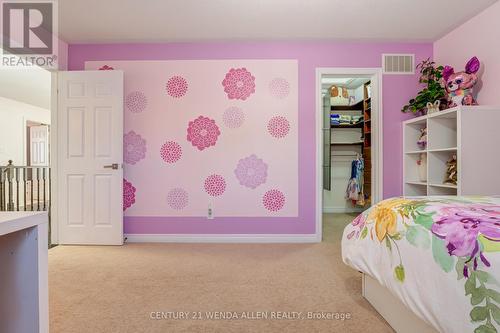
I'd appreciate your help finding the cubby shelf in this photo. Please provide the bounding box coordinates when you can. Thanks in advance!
[406,181,427,186]
[403,106,500,196]
[429,183,457,189]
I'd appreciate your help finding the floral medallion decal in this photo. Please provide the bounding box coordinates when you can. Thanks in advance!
[269,78,290,99]
[123,179,136,211]
[167,188,189,210]
[234,154,268,189]
[98,65,114,70]
[204,174,226,197]
[187,116,221,151]
[267,116,290,138]
[160,141,182,163]
[123,131,147,165]
[125,91,147,113]
[166,76,188,98]
[222,68,256,100]
[222,106,245,129]
[263,189,286,212]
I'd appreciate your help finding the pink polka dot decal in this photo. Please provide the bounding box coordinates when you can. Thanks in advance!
[262,189,285,212]
[222,106,245,129]
[167,188,189,210]
[222,68,256,100]
[160,141,182,163]
[126,91,147,113]
[123,178,136,211]
[204,174,226,197]
[269,78,290,99]
[267,116,290,138]
[187,116,221,151]
[166,76,188,98]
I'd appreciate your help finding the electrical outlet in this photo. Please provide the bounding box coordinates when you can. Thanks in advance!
[207,204,214,220]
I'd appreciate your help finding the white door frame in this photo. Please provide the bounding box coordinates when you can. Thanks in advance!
[50,71,59,244]
[315,67,383,242]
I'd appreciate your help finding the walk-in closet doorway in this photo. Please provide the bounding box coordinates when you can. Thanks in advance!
[315,68,383,241]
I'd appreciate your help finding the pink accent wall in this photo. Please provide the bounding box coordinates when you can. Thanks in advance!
[434,1,500,105]
[68,41,432,235]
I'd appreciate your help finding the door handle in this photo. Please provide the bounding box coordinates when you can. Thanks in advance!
[103,163,120,170]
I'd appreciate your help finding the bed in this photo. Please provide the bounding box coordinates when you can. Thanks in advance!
[341,196,500,333]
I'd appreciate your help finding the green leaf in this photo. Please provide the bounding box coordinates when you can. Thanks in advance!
[465,274,477,296]
[406,225,431,249]
[360,227,368,239]
[487,288,500,304]
[477,271,500,287]
[489,303,500,325]
[385,236,392,251]
[456,257,467,280]
[471,285,487,306]
[474,324,497,333]
[470,306,489,322]
[394,265,405,282]
[415,213,434,230]
[392,232,403,241]
[432,235,455,273]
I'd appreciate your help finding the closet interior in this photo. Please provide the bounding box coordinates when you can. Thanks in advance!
[322,77,372,213]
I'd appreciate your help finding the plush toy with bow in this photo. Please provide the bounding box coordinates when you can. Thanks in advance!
[441,56,480,107]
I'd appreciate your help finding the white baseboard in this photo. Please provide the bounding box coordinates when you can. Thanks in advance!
[322,206,364,213]
[124,233,321,243]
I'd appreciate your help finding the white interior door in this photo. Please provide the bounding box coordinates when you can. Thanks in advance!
[29,125,49,166]
[57,70,124,245]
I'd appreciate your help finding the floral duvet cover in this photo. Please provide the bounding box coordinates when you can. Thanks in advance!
[342,196,500,333]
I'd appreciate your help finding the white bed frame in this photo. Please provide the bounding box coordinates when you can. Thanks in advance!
[362,274,438,333]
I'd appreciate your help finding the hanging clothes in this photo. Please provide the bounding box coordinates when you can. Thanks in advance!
[345,157,364,205]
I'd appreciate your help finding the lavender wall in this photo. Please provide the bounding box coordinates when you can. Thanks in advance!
[68,41,432,235]
[434,1,500,105]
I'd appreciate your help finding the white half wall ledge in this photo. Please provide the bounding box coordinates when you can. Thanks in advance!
[124,234,320,243]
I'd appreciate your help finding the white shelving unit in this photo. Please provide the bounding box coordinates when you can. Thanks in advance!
[403,106,500,196]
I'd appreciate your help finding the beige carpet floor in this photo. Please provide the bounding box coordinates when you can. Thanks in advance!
[49,214,393,333]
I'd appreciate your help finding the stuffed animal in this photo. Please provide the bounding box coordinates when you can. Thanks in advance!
[417,127,427,149]
[441,56,480,107]
[444,154,458,185]
[426,100,441,114]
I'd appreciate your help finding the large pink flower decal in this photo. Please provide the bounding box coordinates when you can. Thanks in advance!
[222,68,256,100]
[204,174,226,197]
[126,91,147,113]
[222,106,245,129]
[269,78,290,99]
[234,154,268,189]
[123,131,147,165]
[263,189,286,212]
[123,178,136,211]
[267,116,290,138]
[160,141,182,163]
[186,116,221,151]
[166,76,188,98]
[167,188,189,210]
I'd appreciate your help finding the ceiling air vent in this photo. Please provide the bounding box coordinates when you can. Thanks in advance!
[382,54,415,74]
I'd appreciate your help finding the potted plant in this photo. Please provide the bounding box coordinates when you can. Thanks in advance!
[402,58,447,116]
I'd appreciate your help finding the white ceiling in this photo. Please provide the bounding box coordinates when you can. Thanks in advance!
[58,0,497,43]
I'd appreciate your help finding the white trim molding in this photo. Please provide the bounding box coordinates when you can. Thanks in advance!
[125,234,319,243]
[315,67,384,242]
